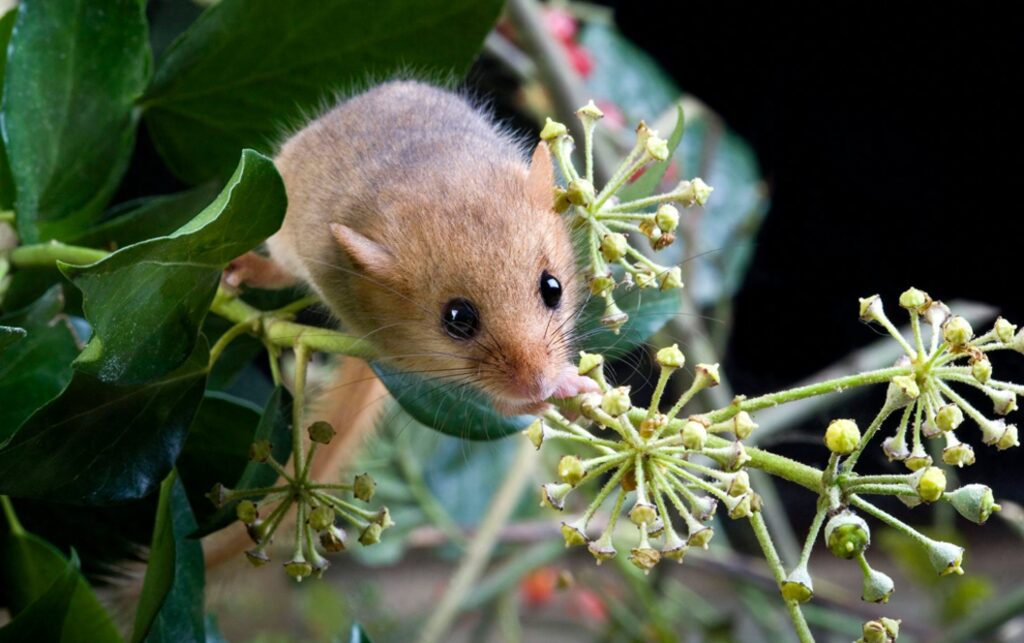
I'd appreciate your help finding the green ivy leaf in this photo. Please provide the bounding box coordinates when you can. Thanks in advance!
[61,149,285,384]
[579,287,681,360]
[0,9,19,210]
[141,0,503,183]
[132,471,206,643]
[0,325,26,353]
[372,363,529,441]
[0,513,119,643]
[2,0,151,242]
[179,387,293,537]
[71,183,222,249]
[0,340,209,504]
[0,287,79,445]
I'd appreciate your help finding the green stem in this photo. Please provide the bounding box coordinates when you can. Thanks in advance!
[840,401,899,474]
[9,242,108,267]
[0,496,25,537]
[208,317,258,368]
[796,503,829,569]
[291,343,310,481]
[748,512,814,643]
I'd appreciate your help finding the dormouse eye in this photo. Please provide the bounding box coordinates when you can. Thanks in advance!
[442,298,480,340]
[540,270,562,309]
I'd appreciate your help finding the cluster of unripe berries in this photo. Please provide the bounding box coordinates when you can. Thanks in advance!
[541,102,712,332]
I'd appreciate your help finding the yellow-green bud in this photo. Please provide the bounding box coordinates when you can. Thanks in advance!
[913,466,947,502]
[600,299,628,332]
[923,300,951,328]
[687,525,714,549]
[587,532,616,562]
[236,500,258,524]
[320,525,347,553]
[601,386,632,416]
[936,404,964,431]
[728,412,756,440]
[824,418,861,455]
[979,418,1019,449]
[858,294,884,322]
[971,355,992,383]
[576,100,604,121]
[577,351,604,376]
[560,520,588,547]
[358,522,382,546]
[898,287,930,311]
[557,455,586,486]
[859,617,901,643]
[566,178,595,206]
[903,449,932,471]
[249,440,272,463]
[945,484,1001,524]
[308,505,335,531]
[681,420,708,450]
[656,343,685,369]
[942,441,975,468]
[890,375,920,402]
[629,545,661,573]
[645,135,669,161]
[588,272,614,296]
[694,363,721,389]
[540,118,567,140]
[599,233,628,262]
[882,435,910,461]
[726,470,751,497]
[780,566,814,603]
[988,388,1017,416]
[925,539,965,576]
[825,511,871,559]
[206,483,229,508]
[725,493,753,519]
[862,567,895,604]
[661,532,688,562]
[541,482,572,510]
[639,413,667,438]
[995,317,1017,343]
[659,266,683,290]
[285,559,313,582]
[943,316,973,346]
[655,204,680,232]
[552,187,570,213]
[690,178,713,206]
[353,473,376,502]
[526,419,546,449]
[307,420,335,444]
[245,548,270,567]
[629,501,657,526]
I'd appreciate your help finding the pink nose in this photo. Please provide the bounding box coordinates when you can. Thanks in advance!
[502,370,554,402]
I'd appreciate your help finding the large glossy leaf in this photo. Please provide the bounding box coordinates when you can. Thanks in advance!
[2,0,151,242]
[0,9,18,210]
[372,363,531,441]
[71,183,222,249]
[0,340,209,504]
[0,555,77,643]
[0,287,79,445]
[141,0,504,183]
[0,517,119,643]
[132,471,205,643]
[0,325,25,352]
[61,149,285,384]
[178,387,292,536]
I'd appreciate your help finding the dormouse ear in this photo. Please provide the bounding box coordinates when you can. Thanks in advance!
[525,141,555,212]
[330,223,394,281]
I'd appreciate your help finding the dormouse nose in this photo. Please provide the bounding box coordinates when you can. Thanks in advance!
[501,341,556,401]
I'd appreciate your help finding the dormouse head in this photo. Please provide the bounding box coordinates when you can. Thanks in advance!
[330,142,588,415]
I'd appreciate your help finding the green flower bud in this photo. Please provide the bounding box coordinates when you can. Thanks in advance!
[943,316,973,346]
[206,483,229,508]
[561,520,588,547]
[566,178,595,206]
[882,435,910,461]
[924,539,965,576]
[305,504,333,531]
[725,493,753,519]
[320,525,347,553]
[588,272,615,296]
[824,418,861,455]
[307,420,335,445]
[687,525,714,549]
[373,507,394,529]
[540,118,568,140]
[587,532,616,562]
[706,440,751,471]
[353,473,376,502]
[249,440,272,463]
[936,404,964,431]
[859,617,900,643]
[780,565,814,603]
[730,412,757,440]
[912,466,946,502]
[971,355,993,384]
[661,531,688,563]
[558,455,586,486]
[635,270,657,289]
[601,386,632,417]
[285,558,313,582]
[903,449,932,471]
[638,413,667,439]
[858,294,884,322]
[601,300,628,332]
[945,484,1001,524]
[825,511,871,559]
[644,132,669,161]
[898,287,930,311]
[629,545,661,573]
[655,204,680,232]
[923,300,951,328]
[691,494,718,521]
[647,517,665,538]
[659,266,683,290]
[576,100,604,121]
[994,317,1017,343]
[889,375,920,403]
[358,522,382,546]
[577,351,604,376]
[235,499,259,525]
[694,363,721,389]
[861,566,895,603]
[629,501,658,526]
[942,440,976,468]
[679,178,714,206]
[541,482,572,510]
[245,548,270,567]
[988,388,1017,416]
[599,233,628,262]
[553,187,571,213]
[656,343,685,369]
[525,419,546,449]
[681,420,708,450]
[979,418,1020,450]
[726,470,751,497]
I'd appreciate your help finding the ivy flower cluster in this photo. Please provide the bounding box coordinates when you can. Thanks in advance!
[541,101,712,332]
[531,344,757,573]
[207,418,392,581]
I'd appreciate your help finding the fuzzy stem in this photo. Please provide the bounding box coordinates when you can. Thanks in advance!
[291,343,310,481]
[840,401,899,474]
[749,512,814,643]
[796,503,829,569]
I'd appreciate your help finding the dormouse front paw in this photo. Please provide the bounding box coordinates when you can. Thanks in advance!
[550,364,601,400]
[222,252,298,291]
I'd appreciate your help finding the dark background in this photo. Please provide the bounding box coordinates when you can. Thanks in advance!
[608,4,1024,496]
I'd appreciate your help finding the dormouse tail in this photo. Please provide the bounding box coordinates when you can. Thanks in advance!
[202,358,388,569]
